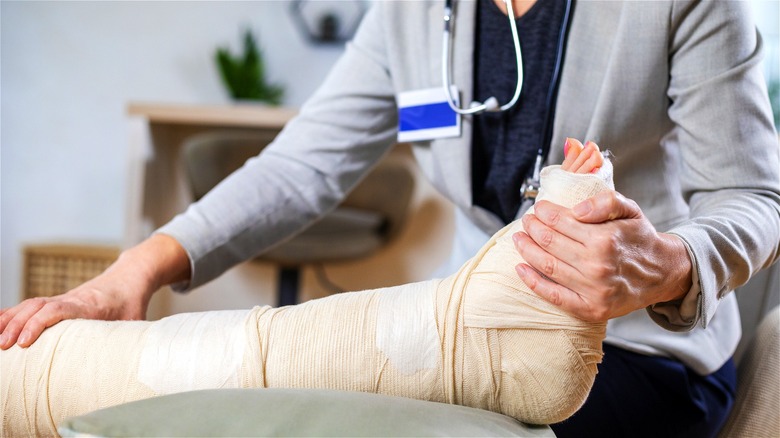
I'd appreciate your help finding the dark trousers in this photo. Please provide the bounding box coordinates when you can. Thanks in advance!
[551,344,737,438]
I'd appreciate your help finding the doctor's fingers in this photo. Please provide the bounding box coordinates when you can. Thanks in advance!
[512,230,589,291]
[0,297,72,349]
[515,262,609,323]
[515,210,589,268]
[572,190,643,224]
[526,199,601,246]
[0,298,47,349]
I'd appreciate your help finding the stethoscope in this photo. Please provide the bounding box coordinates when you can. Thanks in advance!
[442,0,522,115]
[441,0,572,201]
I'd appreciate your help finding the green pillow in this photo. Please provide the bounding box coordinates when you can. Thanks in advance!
[58,388,555,437]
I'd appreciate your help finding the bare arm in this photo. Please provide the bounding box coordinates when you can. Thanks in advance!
[0,234,190,349]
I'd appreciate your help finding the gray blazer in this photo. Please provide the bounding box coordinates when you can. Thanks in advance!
[160,1,780,371]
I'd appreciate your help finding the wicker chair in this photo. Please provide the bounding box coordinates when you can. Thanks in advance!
[718,262,780,437]
[22,244,120,300]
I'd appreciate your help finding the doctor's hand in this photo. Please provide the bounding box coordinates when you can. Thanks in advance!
[0,234,189,349]
[513,190,693,323]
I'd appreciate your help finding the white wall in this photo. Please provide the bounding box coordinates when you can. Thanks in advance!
[751,1,779,81]
[2,1,778,310]
[1,1,347,308]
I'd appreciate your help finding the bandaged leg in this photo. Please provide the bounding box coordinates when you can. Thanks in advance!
[2,160,613,437]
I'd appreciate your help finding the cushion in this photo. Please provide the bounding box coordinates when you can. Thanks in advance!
[718,306,780,438]
[58,388,555,437]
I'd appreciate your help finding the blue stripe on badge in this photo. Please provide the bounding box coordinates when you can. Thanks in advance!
[398,102,457,132]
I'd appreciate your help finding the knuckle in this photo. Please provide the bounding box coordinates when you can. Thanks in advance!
[44,300,65,313]
[28,297,49,310]
[545,209,562,227]
[542,256,557,277]
[624,195,639,210]
[516,234,532,256]
[539,229,554,248]
[592,305,611,321]
[614,192,642,218]
[599,193,621,218]
[548,290,562,306]
[605,190,620,205]
[524,271,539,289]
[591,264,607,279]
[590,233,608,250]
[594,233,619,255]
[29,297,45,304]
[535,202,561,227]
[579,307,595,321]
[591,263,615,280]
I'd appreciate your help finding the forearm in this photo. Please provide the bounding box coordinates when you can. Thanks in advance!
[654,233,693,304]
[661,189,780,330]
[159,5,398,291]
[658,0,780,329]
[116,234,191,296]
[0,234,193,350]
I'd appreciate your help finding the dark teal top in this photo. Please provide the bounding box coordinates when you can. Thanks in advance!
[471,0,570,223]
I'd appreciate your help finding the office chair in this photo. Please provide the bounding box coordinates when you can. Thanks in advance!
[181,130,415,306]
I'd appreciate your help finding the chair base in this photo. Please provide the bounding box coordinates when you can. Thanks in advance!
[278,267,300,306]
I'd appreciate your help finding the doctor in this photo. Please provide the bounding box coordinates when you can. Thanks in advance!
[2,1,778,437]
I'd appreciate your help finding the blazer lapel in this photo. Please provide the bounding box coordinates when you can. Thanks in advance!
[427,0,504,230]
[549,1,625,165]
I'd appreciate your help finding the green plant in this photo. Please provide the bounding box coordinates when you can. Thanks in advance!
[216,29,284,105]
[768,78,780,130]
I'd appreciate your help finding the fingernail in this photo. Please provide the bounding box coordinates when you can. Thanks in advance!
[17,332,29,346]
[512,232,522,246]
[564,138,571,156]
[516,264,528,277]
[0,333,7,346]
[573,200,591,217]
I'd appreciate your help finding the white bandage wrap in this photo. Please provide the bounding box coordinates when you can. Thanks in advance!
[137,309,252,394]
[1,163,612,436]
[375,281,441,375]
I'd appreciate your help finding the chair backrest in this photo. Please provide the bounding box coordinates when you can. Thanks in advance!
[717,305,779,437]
[182,130,278,201]
[734,262,780,362]
[181,130,416,257]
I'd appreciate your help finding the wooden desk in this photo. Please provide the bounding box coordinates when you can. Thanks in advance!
[125,102,453,319]
[125,102,298,246]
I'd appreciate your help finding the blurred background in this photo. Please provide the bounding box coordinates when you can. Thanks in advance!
[1,0,778,313]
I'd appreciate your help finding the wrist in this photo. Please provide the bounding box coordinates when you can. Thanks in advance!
[114,234,191,297]
[657,233,693,303]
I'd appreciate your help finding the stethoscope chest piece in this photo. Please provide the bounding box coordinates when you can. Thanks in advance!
[520,176,540,201]
[520,153,544,201]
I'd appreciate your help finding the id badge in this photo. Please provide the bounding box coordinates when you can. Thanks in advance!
[397,86,461,143]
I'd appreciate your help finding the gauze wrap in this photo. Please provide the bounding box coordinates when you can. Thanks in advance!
[1,163,613,437]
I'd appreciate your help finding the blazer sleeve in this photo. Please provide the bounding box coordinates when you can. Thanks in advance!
[650,0,780,330]
[157,4,400,291]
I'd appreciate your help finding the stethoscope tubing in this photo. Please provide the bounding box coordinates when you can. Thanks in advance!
[441,0,573,202]
[442,0,524,115]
